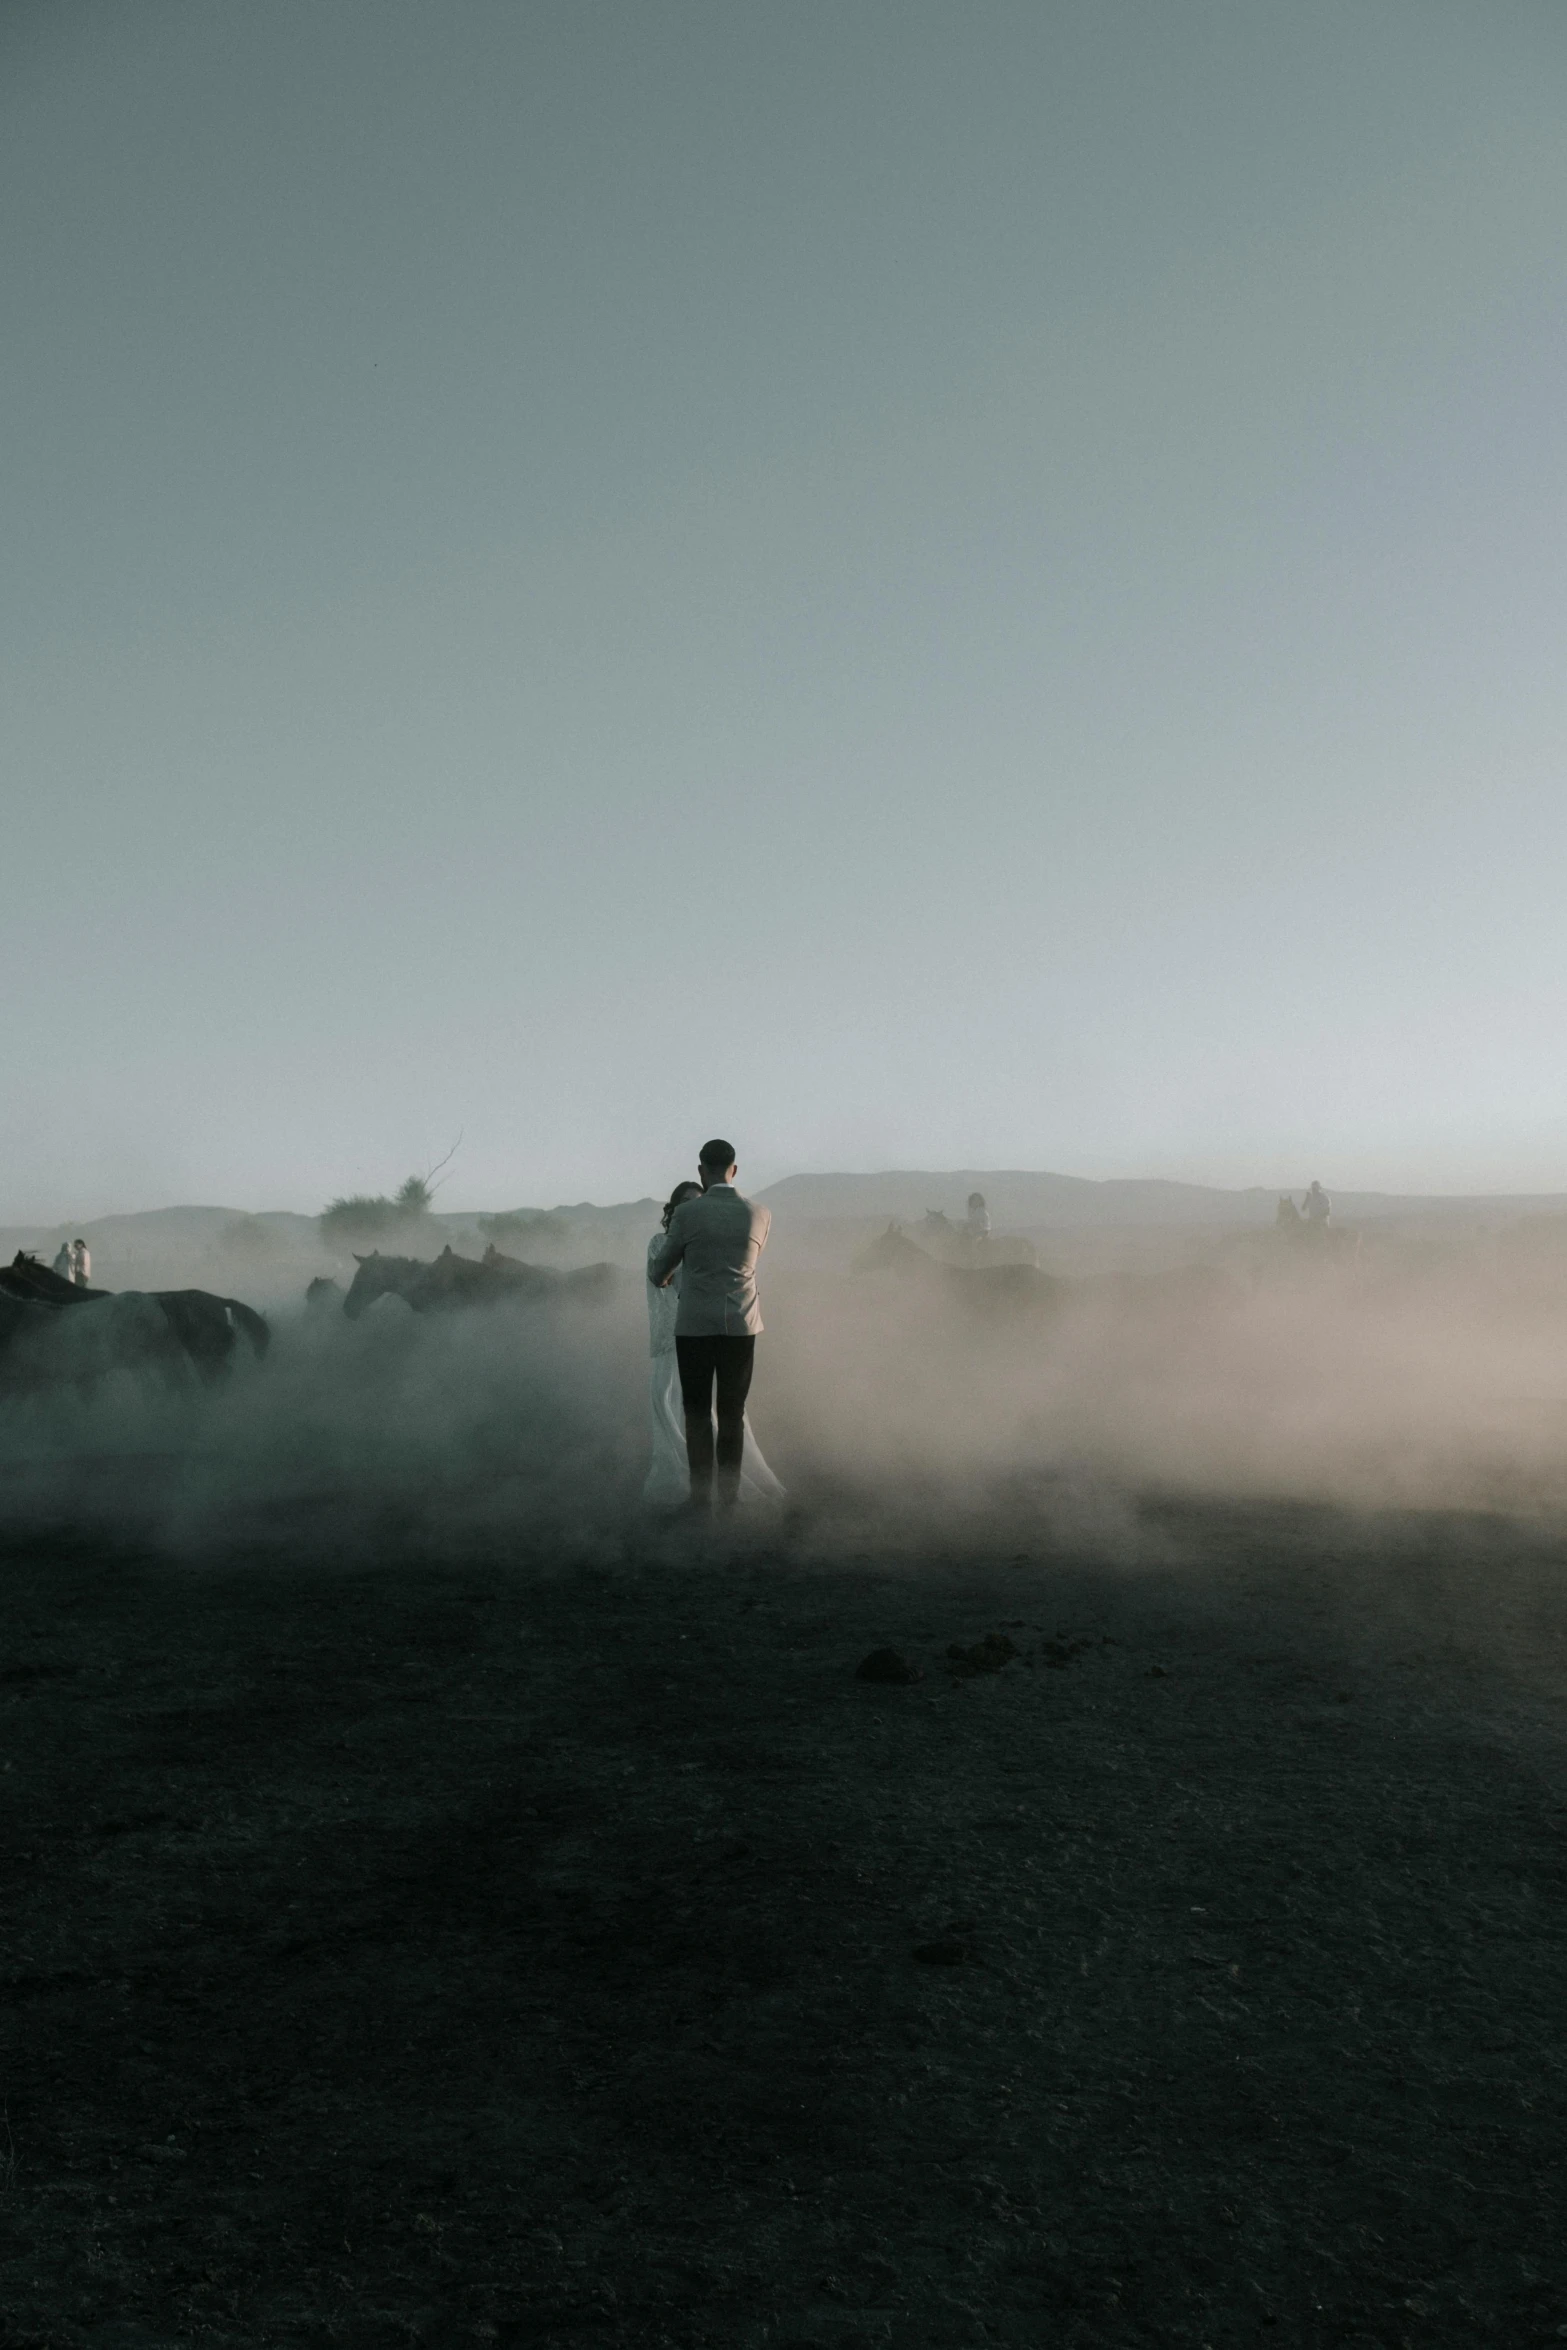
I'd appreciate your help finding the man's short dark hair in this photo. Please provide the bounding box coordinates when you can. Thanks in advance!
[699,1138,736,1171]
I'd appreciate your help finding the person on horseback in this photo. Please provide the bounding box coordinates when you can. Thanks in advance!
[1302,1181,1331,1227]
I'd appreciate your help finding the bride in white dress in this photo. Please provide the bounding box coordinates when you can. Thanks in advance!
[644,1182,785,1509]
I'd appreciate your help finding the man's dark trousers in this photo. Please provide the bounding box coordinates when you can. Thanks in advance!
[675,1335,755,1508]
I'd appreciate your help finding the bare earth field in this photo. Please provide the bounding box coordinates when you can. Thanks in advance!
[2,1499,1566,2350]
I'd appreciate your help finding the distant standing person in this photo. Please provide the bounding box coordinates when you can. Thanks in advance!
[965,1191,992,1242]
[1302,1181,1331,1227]
[51,1240,72,1281]
[646,1140,771,1516]
[69,1237,91,1286]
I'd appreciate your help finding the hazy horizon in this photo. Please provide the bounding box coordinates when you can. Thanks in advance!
[10,1162,1567,1239]
[8,1,1567,1222]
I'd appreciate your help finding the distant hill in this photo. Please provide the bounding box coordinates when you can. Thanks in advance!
[754,1170,1567,1228]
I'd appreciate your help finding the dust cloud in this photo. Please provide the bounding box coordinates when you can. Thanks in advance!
[5,1209,1567,1563]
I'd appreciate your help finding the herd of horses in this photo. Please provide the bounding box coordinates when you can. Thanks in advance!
[327,1243,617,1317]
[0,1240,622,1395]
[0,1199,1355,1394]
[333,1233,1053,1321]
[851,1202,1360,1308]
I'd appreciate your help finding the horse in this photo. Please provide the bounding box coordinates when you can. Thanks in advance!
[482,1244,617,1304]
[1271,1201,1361,1265]
[342,1244,615,1318]
[0,1287,185,1389]
[1,1253,269,1380]
[151,1291,271,1375]
[918,1210,1040,1269]
[852,1222,1061,1309]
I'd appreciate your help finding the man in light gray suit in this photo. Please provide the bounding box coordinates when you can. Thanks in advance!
[647,1138,771,1513]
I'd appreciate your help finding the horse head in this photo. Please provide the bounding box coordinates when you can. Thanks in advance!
[342,1250,399,1318]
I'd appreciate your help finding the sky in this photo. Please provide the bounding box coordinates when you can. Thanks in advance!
[5,0,1567,1218]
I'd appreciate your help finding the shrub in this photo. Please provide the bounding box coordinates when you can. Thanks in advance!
[319,1189,434,1250]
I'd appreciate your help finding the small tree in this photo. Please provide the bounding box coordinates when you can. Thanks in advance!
[318,1138,460,1253]
[319,1193,403,1248]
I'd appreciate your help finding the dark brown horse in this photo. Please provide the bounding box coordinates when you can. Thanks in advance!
[1,1253,269,1380]
[1,1254,110,1305]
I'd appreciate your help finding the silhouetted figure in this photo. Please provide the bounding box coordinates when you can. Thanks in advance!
[965,1191,992,1242]
[647,1140,771,1516]
[1302,1181,1331,1227]
[69,1238,91,1286]
[644,1180,782,1511]
[51,1241,72,1281]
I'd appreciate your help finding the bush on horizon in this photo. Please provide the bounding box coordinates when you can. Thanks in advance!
[319,1175,437,1251]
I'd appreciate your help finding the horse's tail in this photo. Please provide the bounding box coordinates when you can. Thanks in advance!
[223,1298,271,1358]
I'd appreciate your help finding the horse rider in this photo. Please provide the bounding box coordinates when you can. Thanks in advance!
[1302,1181,1331,1227]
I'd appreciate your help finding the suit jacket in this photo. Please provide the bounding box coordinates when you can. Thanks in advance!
[647,1183,770,1337]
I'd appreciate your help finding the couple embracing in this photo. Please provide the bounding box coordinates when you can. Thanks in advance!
[643,1138,784,1515]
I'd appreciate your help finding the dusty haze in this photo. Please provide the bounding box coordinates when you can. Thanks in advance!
[7,1203,1567,1563]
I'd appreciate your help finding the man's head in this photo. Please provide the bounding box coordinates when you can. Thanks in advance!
[698,1139,738,1190]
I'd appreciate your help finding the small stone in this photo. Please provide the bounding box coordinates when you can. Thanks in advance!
[856,1648,924,1684]
[1147,1664,1170,1678]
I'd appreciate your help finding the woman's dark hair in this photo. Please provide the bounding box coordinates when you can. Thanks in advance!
[662,1179,702,1230]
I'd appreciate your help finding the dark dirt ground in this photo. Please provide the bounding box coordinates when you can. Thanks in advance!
[3,1498,1566,2350]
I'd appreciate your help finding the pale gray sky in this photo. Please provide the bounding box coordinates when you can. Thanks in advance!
[6,0,1566,1218]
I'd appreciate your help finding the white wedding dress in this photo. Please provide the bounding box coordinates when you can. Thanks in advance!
[643,1234,786,1509]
